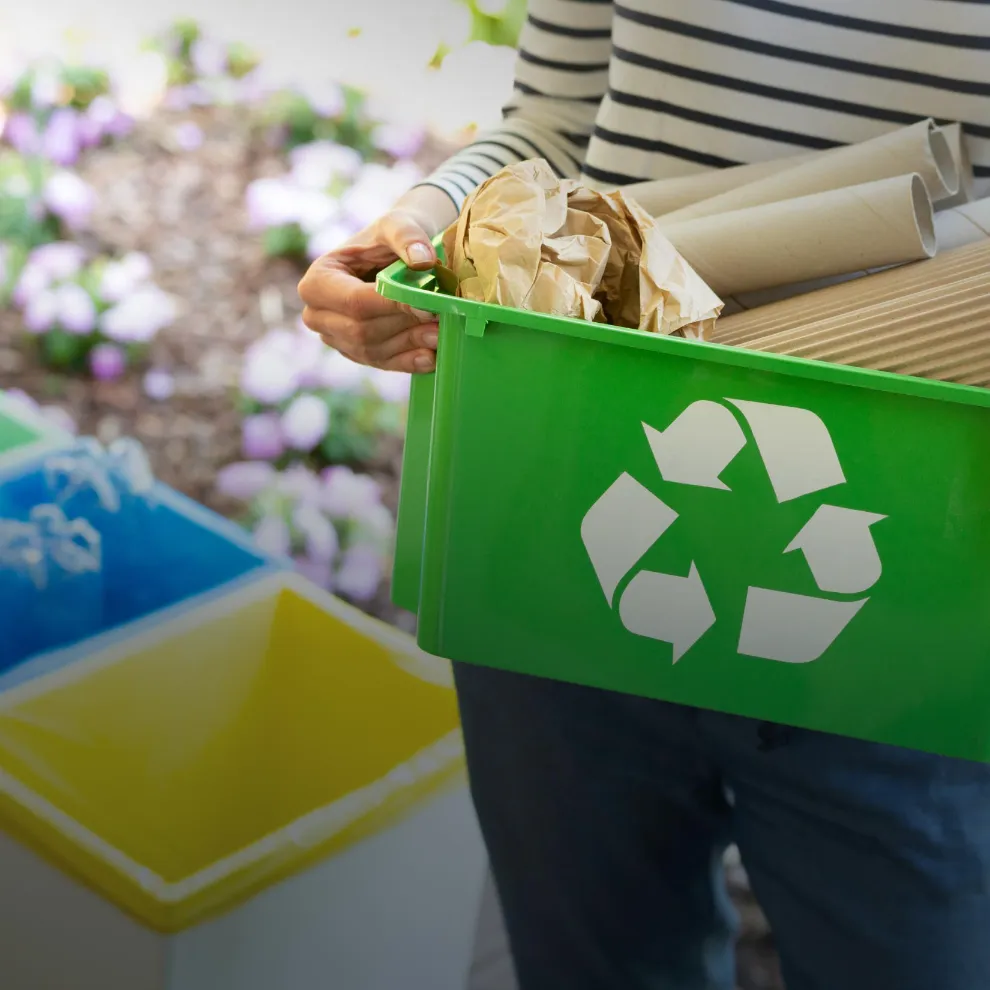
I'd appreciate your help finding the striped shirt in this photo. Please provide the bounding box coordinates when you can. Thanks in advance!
[421,0,990,209]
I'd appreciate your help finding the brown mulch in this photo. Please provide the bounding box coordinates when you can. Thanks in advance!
[0,102,783,987]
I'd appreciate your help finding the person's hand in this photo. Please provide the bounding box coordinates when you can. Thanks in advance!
[298,185,457,374]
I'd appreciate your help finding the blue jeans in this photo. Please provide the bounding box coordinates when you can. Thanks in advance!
[453,663,990,990]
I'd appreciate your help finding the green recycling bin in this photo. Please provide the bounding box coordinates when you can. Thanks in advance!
[378,259,990,763]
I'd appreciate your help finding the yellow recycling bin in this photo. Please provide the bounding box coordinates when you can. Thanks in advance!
[0,571,487,990]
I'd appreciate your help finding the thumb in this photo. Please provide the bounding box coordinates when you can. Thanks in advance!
[380,210,438,270]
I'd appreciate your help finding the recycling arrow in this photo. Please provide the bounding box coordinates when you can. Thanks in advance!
[643,400,745,490]
[726,399,846,503]
[738,588,867,664]
[581,473,677,606]
[784,504,886,594]
[582,396,886,666]
[618,563,715,662]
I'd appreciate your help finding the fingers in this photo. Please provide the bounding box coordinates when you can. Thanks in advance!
[297,209,441,375]
[378,210,437,270]
[302,305,439,368]
[299,258,433,323]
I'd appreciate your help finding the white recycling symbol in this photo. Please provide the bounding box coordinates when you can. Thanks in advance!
[581,399,886,664]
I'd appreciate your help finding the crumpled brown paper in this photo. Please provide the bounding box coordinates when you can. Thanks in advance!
[439,159,723,338]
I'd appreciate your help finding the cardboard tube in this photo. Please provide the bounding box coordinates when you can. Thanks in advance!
[658,120,959,224]
[936,123,977,211]
[710,241,990,345]
[620,152,814,217]
[717,185,987,310]
[935,196,990,251]
[661,174,935,298]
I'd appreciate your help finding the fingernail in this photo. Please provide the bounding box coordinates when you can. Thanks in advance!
[405,242,434,265]
[414,353,436,372]
[412,308,434,321]
[423,329,438,348]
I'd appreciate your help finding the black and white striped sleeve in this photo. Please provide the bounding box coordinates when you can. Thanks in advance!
[419,0,613,211]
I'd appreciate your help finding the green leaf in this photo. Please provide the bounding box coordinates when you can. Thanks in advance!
[262,223,308,260]
[40,330,91,371]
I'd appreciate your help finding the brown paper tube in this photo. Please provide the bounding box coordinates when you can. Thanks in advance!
[657,120,958,224]
[660,174,935,298]
[620,152,814,217]
[720,188,987,312]
[710,242,990,345]
[936,196,990,251]
[936,124,977,211]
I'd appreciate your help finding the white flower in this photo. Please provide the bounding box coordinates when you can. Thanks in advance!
[253,514,292,557]
[306,347,371,392]
[365,367,412,403]
[321,465,383,518]
[99,252,153,303]
[240,334,302,405]
[290,141,362,189]
[341,161,423,228]
[245,176,307,229]
[55,283,97,335]
[280,394,330,451]
[23,290,59,334]
[100,286,176,343]
[43,171,96,230]
[306,221,356,261]
[292,503,339,563]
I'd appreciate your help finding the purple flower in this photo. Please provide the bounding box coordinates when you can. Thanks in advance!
[335,544,383,602]
[100,286,176,343]
[4,112,40,155]
[43,171,96,230]
[22,289,59,333]
[216,460,276,501]
[190,37,228,78]
[242,412,285,461]
[89,343,127,381]
[55,283,97,334]
[240,333,301,405]
[173,121,203,152]
[371,122,426,160]
[321,465,382,518]
[28,242,86,281]
[142,368,176,401]
[253,514,291,557]
[280,394,329,451]
[293,503,339,563]
[41,108,82,166]
[294,554,333,589]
